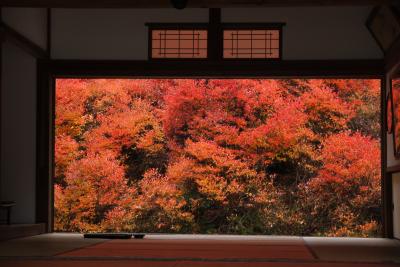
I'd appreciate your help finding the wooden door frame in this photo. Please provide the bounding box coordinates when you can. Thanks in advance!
[36,59,388,235]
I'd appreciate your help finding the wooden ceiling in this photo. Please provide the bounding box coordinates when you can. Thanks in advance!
[0,0,397,8]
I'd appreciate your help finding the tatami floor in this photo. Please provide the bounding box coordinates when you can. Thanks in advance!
[0,233,399,267]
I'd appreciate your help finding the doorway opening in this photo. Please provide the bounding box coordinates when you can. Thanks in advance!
[54,78,382,237]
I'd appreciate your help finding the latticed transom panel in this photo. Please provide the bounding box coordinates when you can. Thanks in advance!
[151,29,208,59]
[223,29,280,59]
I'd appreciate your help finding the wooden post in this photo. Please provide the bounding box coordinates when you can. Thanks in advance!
[208,8,221,61]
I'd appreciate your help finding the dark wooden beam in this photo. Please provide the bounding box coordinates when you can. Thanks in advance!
[383,172,394,238]
[36,60,52,231]
[0,0,396,8]
[0,8,2,203]
[381,78,392,238]
[0,22,48,59]
[387,164,400,173]
[208,8,221,61]
[36,58,384,232]
[42,59,384,78]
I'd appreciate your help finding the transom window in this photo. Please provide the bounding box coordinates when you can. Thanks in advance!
[151,29,208,59]
[146,23,284,60]
[223,29,280,59]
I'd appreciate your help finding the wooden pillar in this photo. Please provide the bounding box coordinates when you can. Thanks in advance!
[0,8,3,202]
[208,8,222,61]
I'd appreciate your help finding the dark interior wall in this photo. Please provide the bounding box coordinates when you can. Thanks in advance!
[51,7,382,60]
[1,42,37,223]
[51,8,208,59]
[1,8,47,50]
[222,7,382,60]
[1,8,47,224]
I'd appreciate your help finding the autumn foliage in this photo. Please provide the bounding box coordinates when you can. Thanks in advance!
[392,80,400,154]
[54,79,381,236]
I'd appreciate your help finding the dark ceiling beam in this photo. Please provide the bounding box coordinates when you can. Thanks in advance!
[0,22,48,59]
[0,0,397,8]
[40,59,384,78]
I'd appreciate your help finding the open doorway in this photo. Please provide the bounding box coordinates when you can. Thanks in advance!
[54,78,382,237]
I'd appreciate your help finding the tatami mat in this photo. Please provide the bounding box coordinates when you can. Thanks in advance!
[0,234,399,267]
[59,237,313,260]
[304,237,400,263]
[0,233,107,257]
[0,260,399,267]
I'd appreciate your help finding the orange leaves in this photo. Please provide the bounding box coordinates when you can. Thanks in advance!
[184,139,258,181]
[54,78,381,236]
[309,132,380,194]
[316,132,380,183]
[163,79,284,148]
[85,103,164,155]
[56,151,134,232]
[55,79,89,137]
[325,79,381,98]
[54,134,80,179]
[240,101,309,148]
[392,80,400,152]
[301,84,354,135]
[302,132,381,237]
[133,169,194,232]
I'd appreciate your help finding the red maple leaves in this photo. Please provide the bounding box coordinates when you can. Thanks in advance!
[54,78,381,236]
